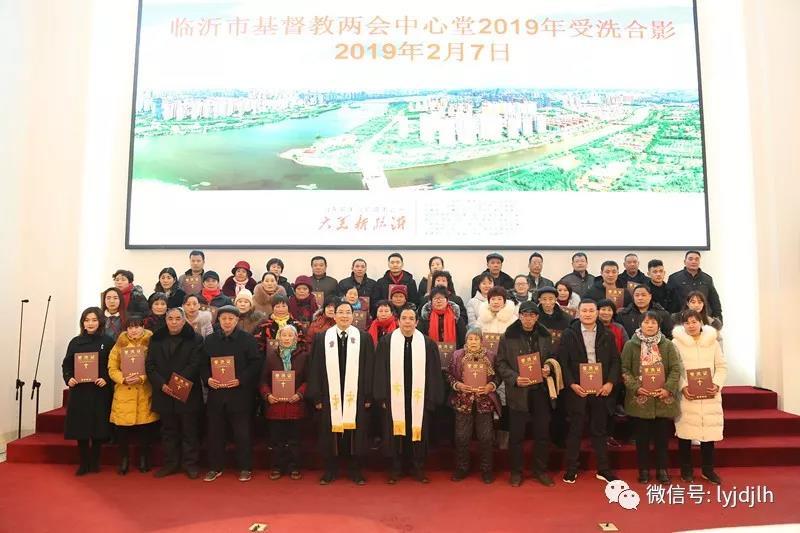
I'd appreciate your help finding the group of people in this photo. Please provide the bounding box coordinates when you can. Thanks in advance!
[62,249,726,487]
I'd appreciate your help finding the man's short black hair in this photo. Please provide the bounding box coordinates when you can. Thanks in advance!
[189,250,205,260]
[571,252,587,262]
[310,256,327,266]
[528,252,543,263]
[685,250,701,259]
[388,252,404,262]
[647,259,664,270]
[600,260,619,272]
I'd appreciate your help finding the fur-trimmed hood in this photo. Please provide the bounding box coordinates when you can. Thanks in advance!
[671,324,718,348]
[477,299,516,324]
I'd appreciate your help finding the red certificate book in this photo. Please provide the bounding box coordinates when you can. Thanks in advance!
[267,338,280,353]
[182,274,202,295]
[462,361,488,389]
[641,364,665,393]
[549,329,563,348]
[358,296,370,310]
[210,356,236,386]
[560,305,577,318]
[312,291,324,307]
[606,288,625,310]
[579,363,603,394]
[517,353,543,384]
[687,367,713,400]
[271,370,296,400]
[481,333,501,353]
[436,342,456,370]
[168,373,193,403]
[74,352,99,383]
[353,310,368,331]
[120,346,146,378]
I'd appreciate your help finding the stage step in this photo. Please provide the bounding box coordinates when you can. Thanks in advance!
[721,386,777,410]
[8,430,800,470]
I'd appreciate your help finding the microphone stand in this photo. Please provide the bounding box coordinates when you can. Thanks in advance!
[15,299,29,440]
[30,295,52,419]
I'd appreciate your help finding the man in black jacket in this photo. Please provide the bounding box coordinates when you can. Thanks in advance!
[583,261,633,310]
[616,285,674,339]
[338,258,377,298]
[558,252,595,298]
[372,253,420,311]
[647,259,678,313]
[526,252,555,291]
[470,252,514,297]
[496,302,556,487]
[558,299,620,484]
[619,253,649,290]
[201,306,262,483]
[310,255,339,299]
[146,308,205,479]
[667,250,723,322]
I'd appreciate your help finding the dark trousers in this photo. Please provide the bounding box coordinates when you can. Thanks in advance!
[322,430,363,475]
[270,419,301,472]
[207,407,252,471]
[509,387,551,474]
[454,408,494,473]
[607,383,625,438]
[115,422,158,457]
[565,393,610,471]
[678,438,715,470]
[633,417,671,470]
[160,411,200,471]
[77,438,103,468]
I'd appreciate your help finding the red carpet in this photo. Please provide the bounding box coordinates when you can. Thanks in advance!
[0,463,798,532]
[9,386,800,470]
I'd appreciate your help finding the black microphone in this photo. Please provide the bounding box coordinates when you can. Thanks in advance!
[21,299,29,303]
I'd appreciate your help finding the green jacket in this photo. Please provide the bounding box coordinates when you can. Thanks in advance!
[620,336,682,419]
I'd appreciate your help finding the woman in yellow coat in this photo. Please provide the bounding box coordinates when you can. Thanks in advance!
[108,315,159,475]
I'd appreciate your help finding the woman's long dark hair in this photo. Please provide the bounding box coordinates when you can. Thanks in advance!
[154,267,178,293]
[683,290,711,325]
[101,287,126,324]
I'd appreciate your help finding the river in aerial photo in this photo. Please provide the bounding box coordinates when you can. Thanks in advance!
[132,97,630,191]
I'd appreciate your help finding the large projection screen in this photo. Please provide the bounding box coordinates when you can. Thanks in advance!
[126,0,709,249]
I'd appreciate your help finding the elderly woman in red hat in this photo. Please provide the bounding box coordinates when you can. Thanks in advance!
[389,284,416,317]
[288,275,318,327]
[222,261,257,298]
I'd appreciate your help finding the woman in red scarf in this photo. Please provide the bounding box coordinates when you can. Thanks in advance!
[418,287,466,348]
[367,300,398,347]
[112,269,148,316]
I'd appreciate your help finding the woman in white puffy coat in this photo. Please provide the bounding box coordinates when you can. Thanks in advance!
[672,310,727,485]
[476,286,517,334]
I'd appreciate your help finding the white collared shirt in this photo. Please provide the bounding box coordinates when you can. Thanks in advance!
[581,323,598,364]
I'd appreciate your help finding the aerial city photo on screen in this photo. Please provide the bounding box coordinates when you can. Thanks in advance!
[131,1,705,196]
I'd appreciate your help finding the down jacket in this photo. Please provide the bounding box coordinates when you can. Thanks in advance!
[108,330,159,426]
[672,325,727,441]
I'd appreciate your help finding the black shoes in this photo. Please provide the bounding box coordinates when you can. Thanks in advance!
[680,467,694,482]
[451,469,468,482]
[138,448,151,473]
[510,472,523,487]
[75,464,89,477]
[533,472,555,487]
[563,470,577,484]
[319,471,336,485]
[154,466,179,478]
[702,469,722,485]
[596,470,619,483]
[118,455,129,476]
[481,471,495,484]
[412,469,430,484]
[351,470,367,485]
[638,469,650,484]
[656,469,671,484]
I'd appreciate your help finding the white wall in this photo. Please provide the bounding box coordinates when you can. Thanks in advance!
[1,0,797,449]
